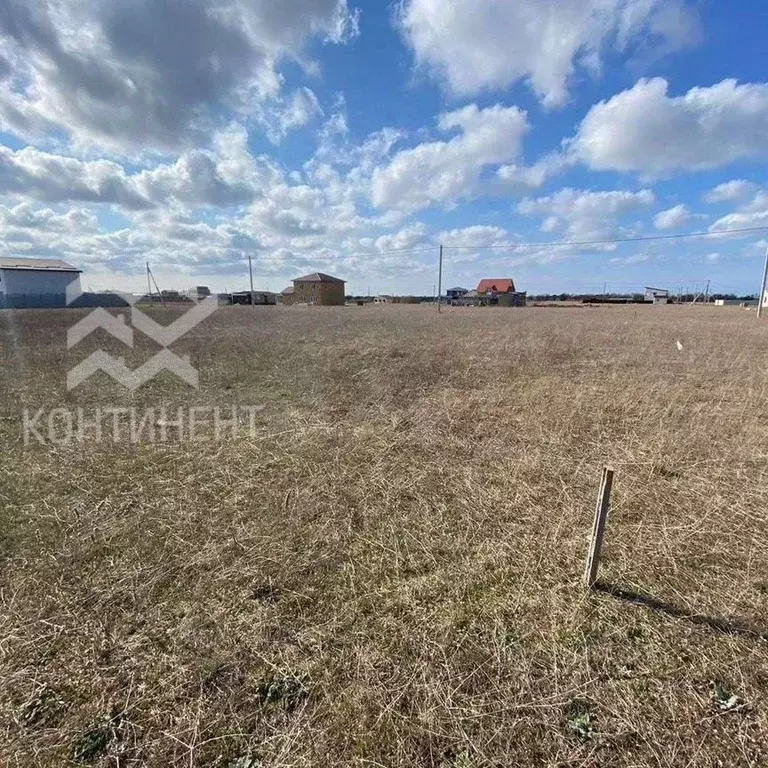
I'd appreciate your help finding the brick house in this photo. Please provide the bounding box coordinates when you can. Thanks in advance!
[283,272,346,305]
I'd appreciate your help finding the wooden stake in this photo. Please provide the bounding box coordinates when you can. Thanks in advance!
[585,467,614,588]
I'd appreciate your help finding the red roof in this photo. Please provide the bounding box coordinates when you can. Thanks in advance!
[476,278,516,294]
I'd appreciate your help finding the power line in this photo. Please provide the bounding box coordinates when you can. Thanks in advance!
[440,226,768,251]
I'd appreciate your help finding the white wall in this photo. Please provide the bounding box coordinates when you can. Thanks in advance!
[0,268,81,307]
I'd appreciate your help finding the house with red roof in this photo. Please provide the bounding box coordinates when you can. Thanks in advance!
[476,278,516,295]
[475,278,526,307]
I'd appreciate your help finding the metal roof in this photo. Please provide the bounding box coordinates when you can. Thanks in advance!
[292,272,345,283]
[0,257,81,272]
[477,278,516,294]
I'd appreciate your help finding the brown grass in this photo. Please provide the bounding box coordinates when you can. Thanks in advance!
[1,303,768,767]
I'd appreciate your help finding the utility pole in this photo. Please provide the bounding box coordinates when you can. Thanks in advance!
[758,241,768,319]
[247,252,255,306]
[146,262,152,303]
[437,244,443,313]
[602,281,606,296]
[704,279,710,304]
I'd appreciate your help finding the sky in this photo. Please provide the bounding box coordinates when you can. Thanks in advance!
[0,0,767,297]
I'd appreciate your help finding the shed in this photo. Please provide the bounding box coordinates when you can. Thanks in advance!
[0,257,82,308]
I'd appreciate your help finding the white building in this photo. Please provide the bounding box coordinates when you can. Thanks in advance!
[0,257,82,308]
[644,286,669,304]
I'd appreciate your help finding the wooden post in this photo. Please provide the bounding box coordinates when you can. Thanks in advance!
[584,467,614,588]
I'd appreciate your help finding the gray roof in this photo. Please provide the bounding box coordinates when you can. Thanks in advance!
[0,257,81,272]
[292,272,345,283]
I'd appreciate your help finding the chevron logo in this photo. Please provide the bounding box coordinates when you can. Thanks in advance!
[66,291,217,391]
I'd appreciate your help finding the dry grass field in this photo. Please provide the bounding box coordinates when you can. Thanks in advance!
[1,303,768,767]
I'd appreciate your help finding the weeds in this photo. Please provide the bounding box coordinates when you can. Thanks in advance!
[1,304,768,765]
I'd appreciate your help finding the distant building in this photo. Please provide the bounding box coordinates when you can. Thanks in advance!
[287,272,346,305]
[477,278,516,295]
[373,295,392,304]
[446,286,468,301]
[496,292,527,307]
[645,287,669,304]
[279,286,295,303]
[476,278,526,307]
[230,291,276,305]
[0,257,81,308]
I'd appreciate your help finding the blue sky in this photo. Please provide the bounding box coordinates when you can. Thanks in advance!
[0,0,767,295]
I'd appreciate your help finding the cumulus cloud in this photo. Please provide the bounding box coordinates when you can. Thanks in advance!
[357,223,430,254]
[610,251,656,265]
[654,204,691,230]
[398,0,699,107]
[371,103,529,214]
[0,123,303,213]
[704,180,758,203]
[518,188,656,240]
[255,87,324,144]
[438,225,509,249]
[571,78,768,176]
[706,186,768,233]
[0,0,358,151]
[496,153,566,191]
[0,145,152,210]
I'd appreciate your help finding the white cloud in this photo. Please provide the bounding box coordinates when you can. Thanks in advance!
[496,153,565,191]
[704,180,758,203]
[439,225,509,249]
[571,78,768,176]
[0,0,358,152]
[654,204,690,230]
[610,251,656,265]
[518,187,656,240]
[0,145,151,210]
[255,88,323,144]
[371,103,529,214]
[709,209,768,233]
[708,187,768,232]
[0,134,277,211]
[398,0,699,107]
